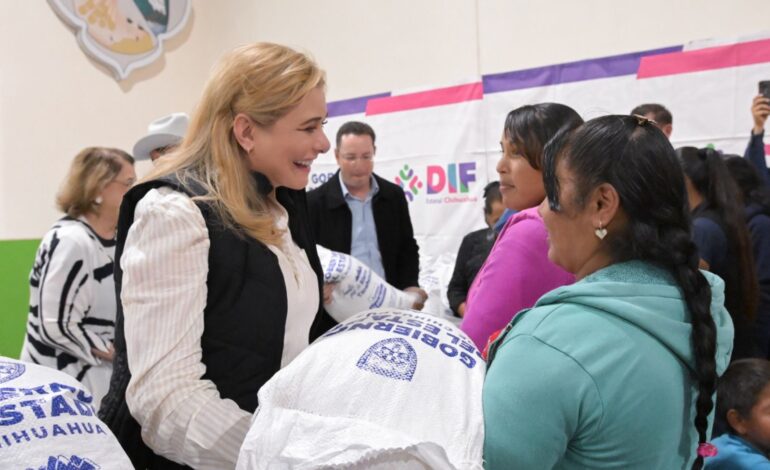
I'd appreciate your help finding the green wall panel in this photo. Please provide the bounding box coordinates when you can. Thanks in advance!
[0,240,39,358]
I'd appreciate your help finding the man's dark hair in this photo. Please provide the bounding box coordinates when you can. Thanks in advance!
[483,181,502,215]
[630,103,672,125]
[336,121,376,147]
[717,359,770,433]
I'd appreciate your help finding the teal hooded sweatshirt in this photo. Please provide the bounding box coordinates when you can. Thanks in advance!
[483,261,734,469]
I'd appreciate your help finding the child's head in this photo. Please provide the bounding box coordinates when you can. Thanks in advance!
[718,358,770,452]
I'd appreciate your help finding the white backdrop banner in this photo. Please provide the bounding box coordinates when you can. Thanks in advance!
[311,34,770,274]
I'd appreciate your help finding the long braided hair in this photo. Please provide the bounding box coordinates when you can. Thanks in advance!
[542,115,718,469]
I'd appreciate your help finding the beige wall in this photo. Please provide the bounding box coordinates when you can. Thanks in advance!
[478,0,770,73]
[2,0,769,239]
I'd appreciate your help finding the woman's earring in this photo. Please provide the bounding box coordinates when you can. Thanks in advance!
[595,223,607,240]
[94,196,103,205]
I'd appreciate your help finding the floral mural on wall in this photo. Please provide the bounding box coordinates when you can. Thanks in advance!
[49,0,192,80]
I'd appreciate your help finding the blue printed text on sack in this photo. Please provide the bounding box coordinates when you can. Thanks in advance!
[322,313,483,369]
[0,382,95,427]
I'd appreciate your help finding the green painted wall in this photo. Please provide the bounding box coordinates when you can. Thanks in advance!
[0,240,39,358]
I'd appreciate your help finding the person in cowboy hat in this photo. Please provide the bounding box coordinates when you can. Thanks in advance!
[133,112,189,162]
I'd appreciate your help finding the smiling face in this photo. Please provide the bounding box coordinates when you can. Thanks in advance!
[538,158,619,279]
[246,86,330,190]
[496,133,546,211]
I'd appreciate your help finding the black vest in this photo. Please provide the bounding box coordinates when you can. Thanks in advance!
[99,173,335,469]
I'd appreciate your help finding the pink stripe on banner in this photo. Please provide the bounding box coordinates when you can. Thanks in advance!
[765,144,770,155]
[366,82,483,115]
[638,38,770,78]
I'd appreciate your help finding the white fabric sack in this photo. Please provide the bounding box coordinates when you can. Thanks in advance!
[237,308,485,469]
[0,356,133,469]
[419,252,459,324]
[317,245,418,322]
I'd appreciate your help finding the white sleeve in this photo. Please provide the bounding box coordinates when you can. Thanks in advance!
[122,188,251,469]
[36,229,109,364]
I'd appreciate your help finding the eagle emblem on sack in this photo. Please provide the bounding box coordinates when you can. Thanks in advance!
[37,455,101,470]
[0,361,26,385]
[357,338,417,381]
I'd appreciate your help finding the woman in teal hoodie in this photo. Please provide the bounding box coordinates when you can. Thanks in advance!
[483,115,735,469]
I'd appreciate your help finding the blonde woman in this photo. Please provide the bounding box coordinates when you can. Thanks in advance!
[21,147,136,408]
[98,43,335,469]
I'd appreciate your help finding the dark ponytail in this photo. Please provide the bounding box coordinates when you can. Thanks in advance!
[678,147,758,324]
[543,115,718,469]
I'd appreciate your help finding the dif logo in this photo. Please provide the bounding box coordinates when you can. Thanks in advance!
[394,162,477,203]
[426,162,476,194]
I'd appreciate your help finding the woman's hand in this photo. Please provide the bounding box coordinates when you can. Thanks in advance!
[405,287,428,310]
[92,344,115,362]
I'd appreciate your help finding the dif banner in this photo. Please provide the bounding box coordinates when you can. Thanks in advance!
[310,34,770,275]
[309,153,489,263]
[309,96,491,262]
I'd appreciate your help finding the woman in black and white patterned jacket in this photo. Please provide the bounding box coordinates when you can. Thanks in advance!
[20,147,135,408]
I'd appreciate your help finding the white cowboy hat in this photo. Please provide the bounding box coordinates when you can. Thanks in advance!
[133,112,189,160]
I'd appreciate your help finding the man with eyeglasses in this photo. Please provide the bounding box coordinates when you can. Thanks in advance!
[308,121,426,308]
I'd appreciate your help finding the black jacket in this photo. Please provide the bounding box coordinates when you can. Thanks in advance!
[447,228,496,316]
[307,171,419,289]
[99,173,335,469]
[747,203,770,358]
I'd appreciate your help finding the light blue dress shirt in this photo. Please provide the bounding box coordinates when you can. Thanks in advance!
[339,176,386,279]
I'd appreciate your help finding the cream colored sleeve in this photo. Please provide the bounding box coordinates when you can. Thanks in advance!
[122,187,251,469]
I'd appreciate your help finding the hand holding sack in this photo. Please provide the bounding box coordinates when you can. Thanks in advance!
[0,356,133,469]
[236,308,485,469]
[317,245,421,321]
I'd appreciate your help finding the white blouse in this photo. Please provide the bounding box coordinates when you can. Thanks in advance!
[121,187,319,469]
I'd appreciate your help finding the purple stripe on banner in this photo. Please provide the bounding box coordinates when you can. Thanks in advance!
[328,92,392,118]
[482,45,683,94]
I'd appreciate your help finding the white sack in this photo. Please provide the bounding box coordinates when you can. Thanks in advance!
[317,245,418,322]
[237,308,485,469]
[0,356,133,469]
[419,252,459,324]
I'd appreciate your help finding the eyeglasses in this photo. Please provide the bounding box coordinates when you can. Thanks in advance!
[110,177,136,188]
[340,155,373,163]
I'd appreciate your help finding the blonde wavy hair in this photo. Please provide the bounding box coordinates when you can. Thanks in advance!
[57,147,134,218]
[145,42,326,245]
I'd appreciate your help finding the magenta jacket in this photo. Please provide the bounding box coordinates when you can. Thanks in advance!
[460,207,575,349]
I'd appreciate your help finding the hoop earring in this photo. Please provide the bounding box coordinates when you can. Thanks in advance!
[595,223,607,240]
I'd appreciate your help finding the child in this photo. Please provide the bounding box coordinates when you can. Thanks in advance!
[707,359,770,469]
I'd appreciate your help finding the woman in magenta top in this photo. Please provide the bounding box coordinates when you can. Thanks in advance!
[461,103,583,349]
